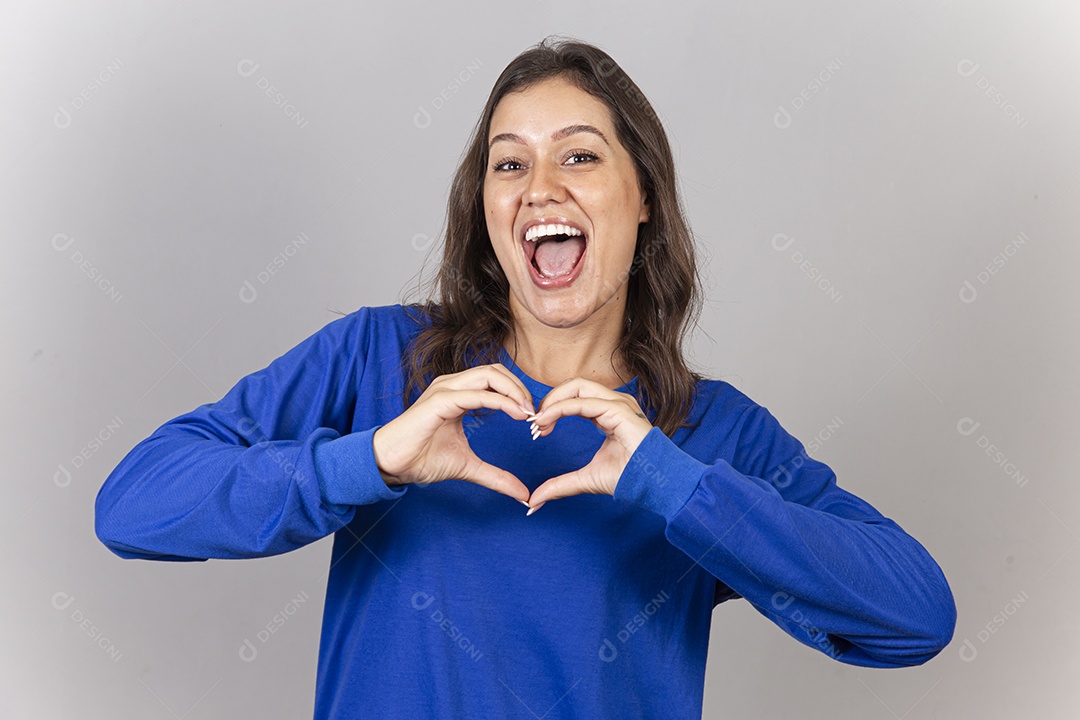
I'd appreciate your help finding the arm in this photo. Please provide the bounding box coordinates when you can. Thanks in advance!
[613,406,957,668]
[94,307,406,562]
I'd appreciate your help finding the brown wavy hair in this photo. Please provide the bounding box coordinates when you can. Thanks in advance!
[399,35,703,436]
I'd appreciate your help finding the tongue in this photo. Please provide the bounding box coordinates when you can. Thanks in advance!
[533,236,585,278]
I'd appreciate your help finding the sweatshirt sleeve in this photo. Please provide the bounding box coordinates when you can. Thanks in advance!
[94,307,407,562]
[613,406,957,668]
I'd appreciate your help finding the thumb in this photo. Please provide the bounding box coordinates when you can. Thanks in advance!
[527,471,587,512]
[458,451,531,505]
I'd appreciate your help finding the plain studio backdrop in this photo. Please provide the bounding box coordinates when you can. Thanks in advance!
[2,1,1077,717]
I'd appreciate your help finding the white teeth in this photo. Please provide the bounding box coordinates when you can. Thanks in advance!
[524,223,585,242]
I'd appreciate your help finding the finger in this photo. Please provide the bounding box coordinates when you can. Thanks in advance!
[526,469,607,511]
[429,389,533,423]
[487,362,536,414]
[536,377,628,410]
[458,452,531,504]
[433,364,535,414]
[532,396,628,432]
[528,473,579,505]
[532,396,651,454]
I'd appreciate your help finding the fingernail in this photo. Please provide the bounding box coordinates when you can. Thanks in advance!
[531,426,540,441]
[519,499,531,507]
[526,413,540,422]
[526,501,545,516]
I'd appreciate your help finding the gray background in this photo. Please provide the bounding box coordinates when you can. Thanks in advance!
[3,0,1077,717]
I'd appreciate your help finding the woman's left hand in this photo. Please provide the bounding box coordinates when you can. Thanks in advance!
[525,378,653,514]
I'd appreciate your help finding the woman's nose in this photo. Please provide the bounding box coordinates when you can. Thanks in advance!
[524,161,567,205]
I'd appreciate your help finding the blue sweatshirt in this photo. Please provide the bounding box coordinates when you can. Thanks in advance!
[95,304,956,719]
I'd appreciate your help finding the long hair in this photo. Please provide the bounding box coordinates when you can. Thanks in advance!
[400,36,703,436]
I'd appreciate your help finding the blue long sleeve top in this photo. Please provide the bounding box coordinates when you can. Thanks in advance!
[94,304,956,719]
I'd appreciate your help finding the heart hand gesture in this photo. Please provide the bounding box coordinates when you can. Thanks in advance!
[524,378,653,515]
[371,364,535,504]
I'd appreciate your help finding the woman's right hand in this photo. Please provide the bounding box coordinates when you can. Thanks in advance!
[371,363,535,503]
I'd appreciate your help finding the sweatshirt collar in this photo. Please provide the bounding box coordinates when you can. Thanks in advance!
[497,346,639,395]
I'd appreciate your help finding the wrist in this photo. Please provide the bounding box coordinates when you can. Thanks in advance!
[614,427,706,521]
[312,427,409,507]
[371,426,404,487]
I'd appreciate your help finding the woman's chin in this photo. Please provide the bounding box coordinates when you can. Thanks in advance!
[522,294,594,329]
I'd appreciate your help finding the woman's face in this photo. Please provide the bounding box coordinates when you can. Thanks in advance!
[483,76,649,331]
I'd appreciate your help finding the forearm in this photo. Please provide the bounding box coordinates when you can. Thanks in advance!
[615,427,957,667]
[95,423,356,561]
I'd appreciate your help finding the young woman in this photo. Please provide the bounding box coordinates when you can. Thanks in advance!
[96,37,956,719]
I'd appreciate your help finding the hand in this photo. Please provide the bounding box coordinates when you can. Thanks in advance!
[525,378,653,514]
[372,364,535,504]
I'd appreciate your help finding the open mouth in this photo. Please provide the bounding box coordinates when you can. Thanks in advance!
[520,219,588,285]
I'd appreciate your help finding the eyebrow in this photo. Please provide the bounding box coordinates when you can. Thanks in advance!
[488,124,611,149]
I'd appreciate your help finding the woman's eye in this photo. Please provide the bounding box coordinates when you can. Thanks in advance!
[492,158,524,172]
[491,151,598,173]
[566,151,599,165]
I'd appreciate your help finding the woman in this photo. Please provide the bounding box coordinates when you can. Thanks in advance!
[96,37,956,719]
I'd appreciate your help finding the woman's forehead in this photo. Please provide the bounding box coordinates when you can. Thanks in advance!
[489,80,615,144]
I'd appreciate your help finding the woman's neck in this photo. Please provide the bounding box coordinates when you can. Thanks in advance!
[502,299,633,390]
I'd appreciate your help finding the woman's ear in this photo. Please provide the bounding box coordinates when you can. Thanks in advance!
[639,191,650,223]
